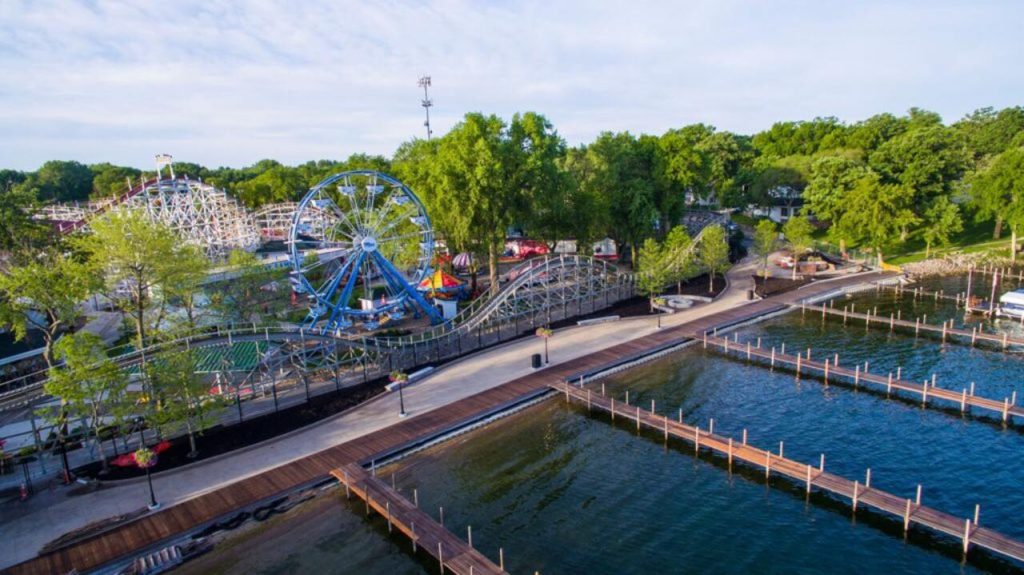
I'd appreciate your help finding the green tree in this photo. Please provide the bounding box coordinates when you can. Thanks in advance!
[557,147,608,253]
[511,113,573,251]
[0,183,49,257]
[145,350,220,457]
[18,160,94,202]
[752,117,846,157]
[210,250,287,324]
[657,125,715,217]
[781,215,815,277]
[233,165,307,207]
[662,225,695,292]
[753,219,778,276]
[0,252,99,367]
[698,224,729,292]
[422,113,529,294]
[45,332,129,473]
[845,113,909,153]
[158,244,211,332]
[803,156,866,223]
[586,132,658,263]
[696,130,751,202]
[833,174,918,265]
[920,196,963,258]
[74,210,183,349]
[869,125,967,226]
[635,237,669,309]
[90,163,141,199]
[955,107,1024,166]
[971,147,1024,259]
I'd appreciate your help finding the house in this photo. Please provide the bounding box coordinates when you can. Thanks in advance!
[748,186,805,223]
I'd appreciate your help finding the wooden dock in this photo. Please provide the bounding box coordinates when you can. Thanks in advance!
[330,465,506,575]
[700,333,1024,422]
[2,271,897,575]
[801,301,1024,349]
[551,380,1024,565]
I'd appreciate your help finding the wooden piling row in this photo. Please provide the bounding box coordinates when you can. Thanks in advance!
[331,465,507,575]
[552,381,1024,565]
[708,335,1023,423]
[805,303,1024,351]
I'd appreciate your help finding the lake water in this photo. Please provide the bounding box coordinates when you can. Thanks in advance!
[181,280,1024,574]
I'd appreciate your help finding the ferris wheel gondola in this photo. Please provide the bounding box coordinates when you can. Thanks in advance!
[288,170,443,330]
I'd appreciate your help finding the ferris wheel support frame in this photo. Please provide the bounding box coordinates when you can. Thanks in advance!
[288,170,444,329]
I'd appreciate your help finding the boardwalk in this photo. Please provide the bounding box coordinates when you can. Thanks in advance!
[3,270,894,575]
[551,381,1024,565]
[330,465,506,575]
[804,301,1024,349]
[700,333,1023,422]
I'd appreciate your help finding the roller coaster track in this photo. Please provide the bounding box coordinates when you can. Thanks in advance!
[0,254,634,411]
[0,223,717,412]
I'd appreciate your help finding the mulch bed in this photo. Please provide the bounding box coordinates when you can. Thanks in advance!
[72,378,388,482]
[754,275,813,298]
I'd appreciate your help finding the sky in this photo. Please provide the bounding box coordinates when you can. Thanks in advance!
[1,0,1022,171]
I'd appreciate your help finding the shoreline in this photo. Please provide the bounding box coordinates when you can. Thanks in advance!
[139,270,895,574]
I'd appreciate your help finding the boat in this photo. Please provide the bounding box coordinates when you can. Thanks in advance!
[998,288,1024,319]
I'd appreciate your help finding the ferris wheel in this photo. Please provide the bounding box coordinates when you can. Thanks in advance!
[289,170,442,330]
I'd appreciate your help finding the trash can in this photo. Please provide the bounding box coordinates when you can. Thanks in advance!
[747,289,754,300]
[531,353,543,369]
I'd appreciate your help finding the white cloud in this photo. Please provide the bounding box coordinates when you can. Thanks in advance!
[0,0,1021,170]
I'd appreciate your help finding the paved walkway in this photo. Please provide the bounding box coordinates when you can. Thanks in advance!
[0,256,805,569]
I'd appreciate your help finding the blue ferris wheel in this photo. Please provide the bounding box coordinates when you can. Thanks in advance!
[288,170,443,330]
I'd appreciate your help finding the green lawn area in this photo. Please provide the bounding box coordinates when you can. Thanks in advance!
[887,219,1011,264]
[807,218,1016,266]
[729,213,766,228]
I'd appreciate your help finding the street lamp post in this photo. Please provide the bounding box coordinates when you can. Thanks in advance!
[391,371,409,417]
[536,327,553,365]
[398,379,407,417]
[135,447,160,510]
[145,465,158,510]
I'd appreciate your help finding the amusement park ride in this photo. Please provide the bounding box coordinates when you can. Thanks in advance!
[34,154,260,260]
[34,159,447,332]
[287,170,443,330]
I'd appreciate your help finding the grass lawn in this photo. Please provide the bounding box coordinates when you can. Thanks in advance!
[887,219,1014,264]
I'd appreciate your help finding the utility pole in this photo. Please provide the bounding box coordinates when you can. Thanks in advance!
[418,75,433,139]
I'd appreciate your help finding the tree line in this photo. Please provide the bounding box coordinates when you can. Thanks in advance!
[4,106,1023,269]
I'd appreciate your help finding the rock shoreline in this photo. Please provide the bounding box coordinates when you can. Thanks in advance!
[902,254,1023,278]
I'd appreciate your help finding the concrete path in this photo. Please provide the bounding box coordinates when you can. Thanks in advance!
[0,258,764,568]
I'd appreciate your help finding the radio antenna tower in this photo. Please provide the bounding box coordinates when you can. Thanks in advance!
[418,75,433,139]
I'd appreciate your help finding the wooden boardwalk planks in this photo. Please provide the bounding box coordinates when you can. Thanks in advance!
[552,381,1024,564]
[3,270,896,575]
[330,465,506,575]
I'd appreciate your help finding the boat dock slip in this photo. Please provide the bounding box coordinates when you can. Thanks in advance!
[330,466,506,575]
[801,302,1024,349]
[550,381,1024,565]
[701,334,1024,423]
